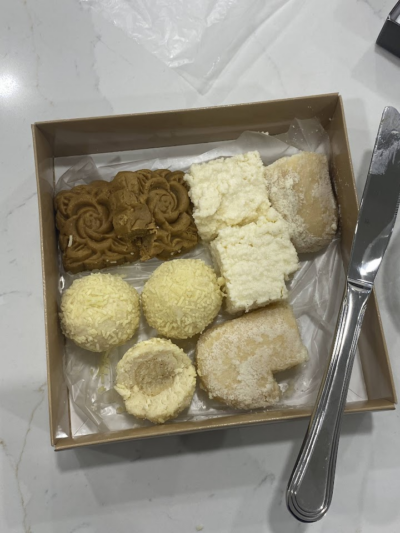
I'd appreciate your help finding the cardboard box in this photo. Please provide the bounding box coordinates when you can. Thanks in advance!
[32,93,396,451]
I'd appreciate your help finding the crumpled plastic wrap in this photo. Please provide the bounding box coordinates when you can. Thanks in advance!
[56,119,367,437]
[80,0,289,93]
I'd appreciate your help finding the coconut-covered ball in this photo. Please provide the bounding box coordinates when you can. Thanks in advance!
[142,259,223,339]
[115,338,196,424]
[60,273,140,352]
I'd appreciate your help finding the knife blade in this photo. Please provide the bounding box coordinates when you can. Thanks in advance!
[349,106,400,286]
[286,106,400,523]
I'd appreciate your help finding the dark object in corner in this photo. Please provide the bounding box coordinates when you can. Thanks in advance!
[377,2,400,59]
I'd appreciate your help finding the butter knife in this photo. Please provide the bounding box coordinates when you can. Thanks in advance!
[286,106,400,522]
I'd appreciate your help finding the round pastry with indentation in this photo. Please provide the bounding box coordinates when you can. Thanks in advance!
[60,273,140,352]
[141,259,224,339]
[114,338,196,424]
[196,302,308,409]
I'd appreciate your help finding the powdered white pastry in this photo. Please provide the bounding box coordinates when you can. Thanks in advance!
[115,338,196,424]
[264,152,338,253]
[60,273,140,352]
[209,208,299,313]
[196,302,308,409]
[184,151,270,241]
[141,259,224,339]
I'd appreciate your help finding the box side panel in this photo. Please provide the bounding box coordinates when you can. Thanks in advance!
[54,399,394,451]
[32,126,69,446]
[36,94,339,157]
[55,408,315,450]
[358,293,396,402]
[328,98,396,404]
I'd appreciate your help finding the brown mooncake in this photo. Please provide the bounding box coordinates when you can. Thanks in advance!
[54,181,139,273]
[54,169,199,273]
[109,169,198,260]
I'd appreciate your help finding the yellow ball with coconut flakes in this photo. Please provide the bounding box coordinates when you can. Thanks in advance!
[60,273,140,352]
[142,259,224,339]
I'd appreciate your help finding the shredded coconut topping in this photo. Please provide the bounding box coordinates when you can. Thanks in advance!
[142,259,223,339]
[184,151,270,241]
[60,273,140,352]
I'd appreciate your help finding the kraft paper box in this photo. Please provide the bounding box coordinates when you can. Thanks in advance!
[32,93,396,450]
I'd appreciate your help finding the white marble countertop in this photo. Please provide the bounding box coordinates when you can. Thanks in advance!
[2,0,400,531]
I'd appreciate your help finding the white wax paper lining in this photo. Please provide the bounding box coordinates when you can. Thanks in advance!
[56,119,367,438]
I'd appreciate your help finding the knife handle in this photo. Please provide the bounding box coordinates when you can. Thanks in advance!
[287,281,371,522]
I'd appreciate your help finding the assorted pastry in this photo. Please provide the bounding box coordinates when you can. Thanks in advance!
[55,145,339,425]
[196,302,308,409]
[184,151,270,242]
[115,338,196,424]
[264,152,338,253]
[141,259,224,339]
[55,181,140,274]
[60,273,140,352]
[55,169,198,273]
